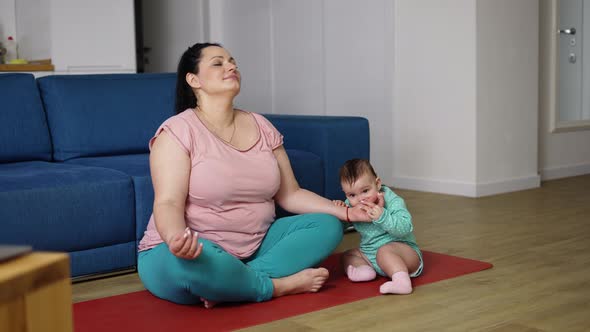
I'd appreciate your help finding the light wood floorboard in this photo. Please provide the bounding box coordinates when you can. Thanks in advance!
[72,175,590,331]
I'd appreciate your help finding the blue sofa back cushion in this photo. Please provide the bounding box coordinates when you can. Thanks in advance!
[37,73,177,161]
[0,73,52,162]
[266,114,370,200]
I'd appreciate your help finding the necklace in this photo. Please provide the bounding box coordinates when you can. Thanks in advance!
[196,106,237,143]
[226,120,237,143]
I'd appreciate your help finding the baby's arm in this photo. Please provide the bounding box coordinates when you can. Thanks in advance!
[372,192,413,237]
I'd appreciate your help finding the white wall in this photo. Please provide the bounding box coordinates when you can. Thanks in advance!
[392,0,540,197]
[1,0,135,72]
[0,0,16,55]
[584,0,590,120]
[323,0,394,185]
[392,0,478,196]
[475,0,540,195]
[15,0,50,60]
[209,0,396,184]
[189,0,544,196]
[270,0,326,116]
[1,0,50,61]
[539,0,590,180]
[207,0,274,115]
[50,0,136,73]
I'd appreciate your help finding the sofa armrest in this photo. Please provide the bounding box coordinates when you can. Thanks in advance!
[264,114,370,200]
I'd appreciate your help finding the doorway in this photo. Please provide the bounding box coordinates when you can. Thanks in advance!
[135,0,208,73]
[557,0,590,123]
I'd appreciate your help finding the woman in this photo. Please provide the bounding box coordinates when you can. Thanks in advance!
[138,43,370,307]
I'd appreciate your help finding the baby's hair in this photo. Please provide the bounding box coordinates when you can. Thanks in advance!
[339,159,377,186]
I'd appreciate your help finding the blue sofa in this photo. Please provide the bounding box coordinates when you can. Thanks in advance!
[0,73,369,278]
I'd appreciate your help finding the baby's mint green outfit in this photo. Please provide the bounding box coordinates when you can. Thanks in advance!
[345,186,423,277]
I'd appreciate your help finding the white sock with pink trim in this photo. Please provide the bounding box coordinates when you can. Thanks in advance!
[379,271,413,294]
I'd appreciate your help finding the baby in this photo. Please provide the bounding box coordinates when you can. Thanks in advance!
[334,159,423,294]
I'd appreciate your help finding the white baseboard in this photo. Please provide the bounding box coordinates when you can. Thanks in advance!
[391,176,477,197]
[391,174,541,197]
[475,175,540,197]
[541,162,590,180]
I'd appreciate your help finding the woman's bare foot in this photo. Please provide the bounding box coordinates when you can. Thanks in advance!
[272,268,330,297]
[200,297,218,309]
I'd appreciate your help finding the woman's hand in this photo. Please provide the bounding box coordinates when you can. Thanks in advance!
[168,227,204,259]
[359,192,385,221]
[333,200,347,207]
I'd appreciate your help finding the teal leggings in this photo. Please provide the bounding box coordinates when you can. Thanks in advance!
[138,213,343,305]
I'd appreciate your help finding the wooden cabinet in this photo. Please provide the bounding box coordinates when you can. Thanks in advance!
[0,252,73,332]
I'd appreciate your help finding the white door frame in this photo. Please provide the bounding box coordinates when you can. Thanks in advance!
[548,0,590,132]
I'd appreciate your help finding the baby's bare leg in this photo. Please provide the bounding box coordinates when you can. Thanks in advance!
[376,242,420,294]
[342,248,376,282]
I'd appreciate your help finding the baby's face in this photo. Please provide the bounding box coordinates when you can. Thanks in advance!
[341,173,381,207]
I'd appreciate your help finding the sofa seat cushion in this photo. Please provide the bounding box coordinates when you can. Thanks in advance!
[70,242,137,278]
[66,154,153,242]
[67,154,150,177]
[0,73,52,162]
[0,161,135,253]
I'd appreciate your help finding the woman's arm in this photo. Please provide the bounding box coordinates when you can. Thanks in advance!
[273,146,370,222]
[150,132,201,258]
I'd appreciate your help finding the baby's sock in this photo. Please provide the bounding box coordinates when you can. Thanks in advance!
[379,271,413,294]
[346,265,376,282]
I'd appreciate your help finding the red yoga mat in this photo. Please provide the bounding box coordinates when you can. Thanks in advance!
[73,251,492,332]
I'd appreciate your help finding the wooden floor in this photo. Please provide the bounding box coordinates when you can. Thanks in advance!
[73,175,590,331]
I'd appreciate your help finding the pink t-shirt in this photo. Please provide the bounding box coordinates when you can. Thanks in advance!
[138,109,283,258]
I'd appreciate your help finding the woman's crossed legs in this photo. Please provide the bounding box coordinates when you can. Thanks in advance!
[138,213,343,307]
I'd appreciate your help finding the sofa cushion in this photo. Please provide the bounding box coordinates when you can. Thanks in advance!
[0,161,135,254]
[68,150,324,240]
[37,73,176,161]
[286,149,324,195]
[275,149,324,218]
[70,242,137,278]
[66,154,153,244]
[265,114,369,200]
[0,73,52,162]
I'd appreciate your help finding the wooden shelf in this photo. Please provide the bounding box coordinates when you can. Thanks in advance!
[0,62,54,72]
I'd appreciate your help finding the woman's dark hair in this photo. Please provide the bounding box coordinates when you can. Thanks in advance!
[175,42,222,114]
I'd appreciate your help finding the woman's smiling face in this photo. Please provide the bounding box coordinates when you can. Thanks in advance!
[195,46,241,95]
